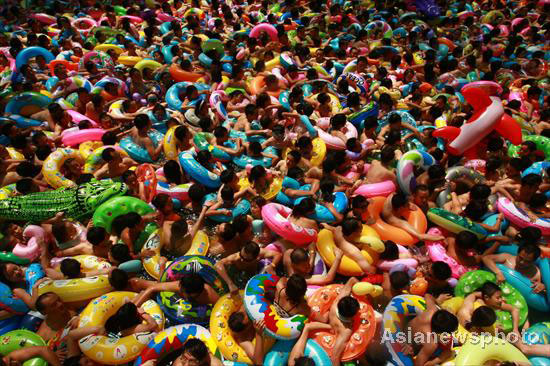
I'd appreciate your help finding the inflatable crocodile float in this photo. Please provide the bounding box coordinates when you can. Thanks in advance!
[0,180,127,222]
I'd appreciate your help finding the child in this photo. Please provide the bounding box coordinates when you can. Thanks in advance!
[128,114,163,161]
[284,246,343,286]
[457,282,520,334]
[227,312,266,365]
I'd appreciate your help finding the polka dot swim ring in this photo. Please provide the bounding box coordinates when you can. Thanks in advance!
[244,273,308,340]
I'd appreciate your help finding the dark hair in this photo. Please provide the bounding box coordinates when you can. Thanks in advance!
[391,193,408,210]
[109,268,129,291]
[341,218,361,236]
[465,306,496,330]
[431,261,451,280]
[228,312,247,332]
[521,173,542,187]
[35,292,58,314]
[242,241,260,258]
[337,296,360,318]
[179,273,205,295]
[15,178,34,194]
[105,302,141,334]
[455,231,477,250]
[518,243,541,261]
[182,338,209,362]
[480,281,501,298]
[188,183,207,202]
[294,357,316,366]
[470,184,491,201]
[516,227,542,245]
[290,247,309,264]
[286,274,307,303]
[292,197,315,216]
[379,240,399,260]
[427,165,445,180]
[233,214,250,234]
[60,258,81,279]
[431,309,458,333]
[163,160,183,185]
[110,243,132,263]
[101,147,116,162]
[390,271,410,291]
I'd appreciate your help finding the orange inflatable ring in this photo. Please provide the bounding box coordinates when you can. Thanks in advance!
[366,196,427,246]
[169,63,204,82]
[307,284,376,361]
[48,60,78,76]
[249,76,281,97]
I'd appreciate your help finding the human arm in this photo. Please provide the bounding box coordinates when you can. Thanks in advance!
[132,281,180,306]
[214,254,240,294]
[288,322,334,366]
[501,303,520,333]
[481,254,509,283]
[2,346,61,366]
[307,248,343,285]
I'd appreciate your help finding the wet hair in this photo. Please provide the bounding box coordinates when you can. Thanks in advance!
[379,240,399,260]
[431,310,458,333]
[242,241,260,258]
[219,222,236,241]
[228,312,247,332]
[110,244,132,263]
[286,274,307,303]
[470,184,491,201]
[337,295,360,319]
[188,183,207,203]
[516,227,542,245]
[35,292,58,315]
[431,261,451,280]
[101,147,116,162]
[465,306,496,330]
[380,145,395,164]
[163,160,183,185]
[152,194,171,211]
[292,197,315,216]
[294,357,316,366]
[290,247,309,264]
[518,243,541,261]
[179,273,205,295]
[391,193,408,210]
[15,178,34,195]
[108,268,129,291]
[249,165,266,183]
[105,302,141,334]
[455,231,477,251]
[390,271,410,291]
[479,281,501,298]
[87,226,108,245]
[427,165,445,180]
[351,195,368,209]
[182,338,209,362]
[463,200,487,221]
[521,173,542,187]
[60,258,81,279]
[341,218,361,236]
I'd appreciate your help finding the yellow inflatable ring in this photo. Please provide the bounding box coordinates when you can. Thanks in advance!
[264,56,281,71]
[141,229,209,280]
[454,334,528,366]
[0,184,17,200]
[6,147,24,160]
[316,227,380,276]
[94,44,124,54]
[210,292,275,363]
[79,141,103,160]
[238,177,282,200]
[163,125,178,161]
[42,148,80,189]
[282,137,326,167]
[53,255,111,273]
[83,145,128,174]
[37,275,113,303]
[118,56,142,66]
[78,291,165,365]
[134,59,162,73]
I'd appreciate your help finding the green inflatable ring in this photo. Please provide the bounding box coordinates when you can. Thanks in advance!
[92,196,154,233]
[508,135,550,158]
[455,270,528,332]
[427,208,487,239]
[0,330,47,366]
[0,251,30,265]
[201,39,224,56]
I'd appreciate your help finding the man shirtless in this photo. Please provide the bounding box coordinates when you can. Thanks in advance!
[403,294,458,366]
[93,147,137,180]
[365,146,396,184]
[128,114,163,161]
[483,244,545,293]
[132,272,220,307]
[382,193,444,241]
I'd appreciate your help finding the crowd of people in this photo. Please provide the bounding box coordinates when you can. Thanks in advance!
[0,0,548,365]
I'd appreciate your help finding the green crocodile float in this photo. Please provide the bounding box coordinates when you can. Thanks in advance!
[0,180,127,222]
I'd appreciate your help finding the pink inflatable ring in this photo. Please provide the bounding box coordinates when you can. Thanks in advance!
[261,203,317,246]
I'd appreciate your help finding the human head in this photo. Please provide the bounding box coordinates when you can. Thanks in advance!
[390,270,410,292]
[341,218,362,236]
[179,338,210,366]
[286,274,307,303]
[517,244,541,268]
[465,306,496,331]
[60,258,82,279]
[109,244,132,264]
[431,309,458,334]
[228,311,251,333]
[290,247,311,273]
[240,242,260,262]
[108,268,129,291]
[179,273,205,299]
[337,296,360,319]
[35,292,64,315]
[430,261,451,282]
[480,281,504,307]
[455,231,478,251]
[379,240,399,260]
